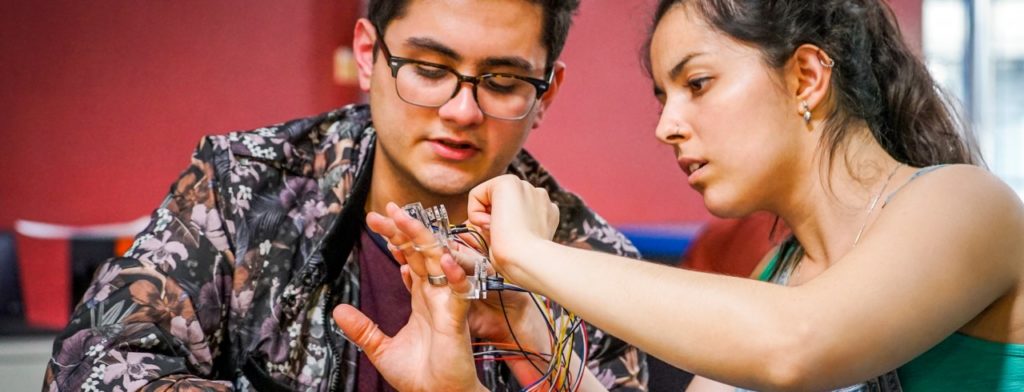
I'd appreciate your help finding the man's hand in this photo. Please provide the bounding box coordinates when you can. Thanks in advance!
[367,203,550,350]
[333,218,485,392]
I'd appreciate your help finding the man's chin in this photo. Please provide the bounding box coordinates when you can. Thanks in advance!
[415,172,486,198]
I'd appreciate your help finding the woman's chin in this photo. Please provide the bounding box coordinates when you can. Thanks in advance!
[702,193,750,219]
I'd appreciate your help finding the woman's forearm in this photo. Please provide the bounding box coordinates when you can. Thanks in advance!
[500,239,802,389]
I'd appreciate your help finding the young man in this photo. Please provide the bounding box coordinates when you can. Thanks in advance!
[44,1,648,390]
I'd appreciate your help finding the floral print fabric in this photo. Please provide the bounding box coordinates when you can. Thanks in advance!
[43,104,648,391]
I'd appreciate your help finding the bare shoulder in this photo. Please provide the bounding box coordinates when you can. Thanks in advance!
[891,164,1022,214]
[883,163,1024,265]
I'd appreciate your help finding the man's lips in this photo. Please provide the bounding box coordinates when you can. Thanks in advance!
[429,138,479,161]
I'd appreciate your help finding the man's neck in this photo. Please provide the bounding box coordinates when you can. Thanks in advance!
[365,162,471,225]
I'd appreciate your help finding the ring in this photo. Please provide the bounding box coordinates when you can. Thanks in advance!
[391,241,415,251]
[427,274,448,286]
[413,241,445,252]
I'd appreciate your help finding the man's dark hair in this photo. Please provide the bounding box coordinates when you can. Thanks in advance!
[368,0,580,69]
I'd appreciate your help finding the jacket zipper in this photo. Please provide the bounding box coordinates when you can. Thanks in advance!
[323,285,343,392]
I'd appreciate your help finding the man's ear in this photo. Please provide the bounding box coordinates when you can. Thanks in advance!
[531,61,566,129]
[786,44,834,119]
[353,18,379,92]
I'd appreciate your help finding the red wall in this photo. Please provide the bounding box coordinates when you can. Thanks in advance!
[0,1,362,229]
[1,1,922,230]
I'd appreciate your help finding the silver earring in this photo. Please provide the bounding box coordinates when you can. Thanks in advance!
[801,101,812,123]
[817,50,835,68]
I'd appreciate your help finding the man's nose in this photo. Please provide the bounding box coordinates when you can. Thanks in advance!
[437,82,485,126]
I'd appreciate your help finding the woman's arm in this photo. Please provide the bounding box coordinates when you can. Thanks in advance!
[469,168,1024,390]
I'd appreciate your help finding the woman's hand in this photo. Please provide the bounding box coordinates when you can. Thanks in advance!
[466,175,560,277]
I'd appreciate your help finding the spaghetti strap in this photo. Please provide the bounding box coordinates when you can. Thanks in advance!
[883,164,949,206]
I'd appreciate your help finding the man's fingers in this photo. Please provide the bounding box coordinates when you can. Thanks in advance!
[449,242,491,274]
[333,304,388,358]
[369,210,417,266]
[366,211,398,238]
[388,203,447,279]
[400,264,413,293]
[441,254,473,298]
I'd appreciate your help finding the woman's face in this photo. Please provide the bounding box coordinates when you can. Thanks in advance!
[649,4,807,217]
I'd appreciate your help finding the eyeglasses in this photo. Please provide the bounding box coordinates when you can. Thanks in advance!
[376,34,552,121]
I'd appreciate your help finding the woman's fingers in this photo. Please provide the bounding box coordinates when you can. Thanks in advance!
[468,175,518,230]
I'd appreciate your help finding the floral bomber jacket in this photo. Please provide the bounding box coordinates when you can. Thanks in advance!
[43,104,648,391]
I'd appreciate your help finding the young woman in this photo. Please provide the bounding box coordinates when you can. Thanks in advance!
[335,1,1024,390]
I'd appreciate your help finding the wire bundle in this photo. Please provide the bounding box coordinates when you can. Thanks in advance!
[452,224,589,391]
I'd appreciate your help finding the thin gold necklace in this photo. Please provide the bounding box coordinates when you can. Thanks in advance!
[852,162,904,246]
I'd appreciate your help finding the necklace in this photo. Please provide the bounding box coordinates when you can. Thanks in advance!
[852,162,903,246]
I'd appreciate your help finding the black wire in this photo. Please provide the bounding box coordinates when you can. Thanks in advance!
[499,289,547,376]
[450,224,490,254]
[486,277,529,292]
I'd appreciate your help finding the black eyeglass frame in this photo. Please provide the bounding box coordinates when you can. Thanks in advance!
[374,31,553,120]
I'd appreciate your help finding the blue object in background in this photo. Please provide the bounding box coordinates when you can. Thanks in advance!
[619,223,701,264]
[0,231,24,329]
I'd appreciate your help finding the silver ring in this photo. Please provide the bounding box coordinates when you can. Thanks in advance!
[392,241,415,251]
[427,274,448,286]
[413,241,445,252]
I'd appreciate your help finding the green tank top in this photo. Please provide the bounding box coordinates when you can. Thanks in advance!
[898,332,1024,391]
[757,168,1024,390]
[758,240,1024,390]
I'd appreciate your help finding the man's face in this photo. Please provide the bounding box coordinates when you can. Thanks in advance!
[355,0,561,203]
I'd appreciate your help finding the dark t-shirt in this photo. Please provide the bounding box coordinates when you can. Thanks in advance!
[356,229,410,392]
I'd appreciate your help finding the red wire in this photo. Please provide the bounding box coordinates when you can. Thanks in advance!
[573,321,589,392]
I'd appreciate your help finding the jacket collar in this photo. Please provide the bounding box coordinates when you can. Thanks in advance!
[226,104,375,180]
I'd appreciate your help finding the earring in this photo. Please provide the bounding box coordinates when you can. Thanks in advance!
[801,101,812,123]
[817,50,835,68]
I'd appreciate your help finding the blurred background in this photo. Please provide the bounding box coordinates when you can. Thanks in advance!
[0,0,1020,390]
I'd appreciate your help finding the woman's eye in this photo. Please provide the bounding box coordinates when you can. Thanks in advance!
[688,77,710,92]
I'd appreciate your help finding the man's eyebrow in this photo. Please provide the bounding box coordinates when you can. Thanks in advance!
[480,57,535,73]
[404,36,537,73]
[405,37,461,61]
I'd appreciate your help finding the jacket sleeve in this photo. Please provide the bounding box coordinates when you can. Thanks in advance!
[43,137,236,391]
[558,200,649,392]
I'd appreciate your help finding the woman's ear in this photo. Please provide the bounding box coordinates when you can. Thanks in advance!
[786,44,835,122]
[352,18,379,92]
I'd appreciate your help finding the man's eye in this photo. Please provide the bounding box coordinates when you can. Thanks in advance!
[482,76,523,94]
[414,64,448,79]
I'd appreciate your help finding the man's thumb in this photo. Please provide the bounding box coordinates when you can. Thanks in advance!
[333,304,387,358]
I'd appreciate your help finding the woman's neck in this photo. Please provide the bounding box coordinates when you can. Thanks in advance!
[776,130,904,270]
